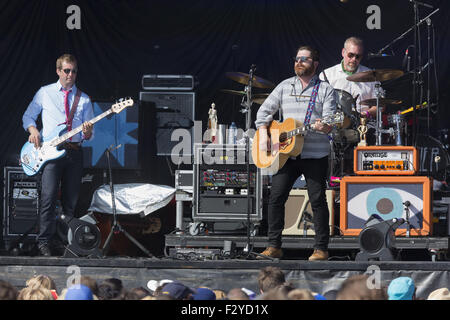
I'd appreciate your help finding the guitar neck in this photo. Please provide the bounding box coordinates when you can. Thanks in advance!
[285,125,309,139]
[51,108,114,146]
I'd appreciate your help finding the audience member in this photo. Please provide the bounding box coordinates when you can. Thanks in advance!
[427,288,450,300]
[287,288,315,300]
[213,289,227,300]
[79,276,99,297]
[160,282,195,300]
[336,274,388,300]
[64,284,94,300]
[18,287,54,300]
[0,280,18,300]
[227,288,250,300]
[127,286,152,300]
[25,274,58,299]
[257,266,286,294]
[193,287,216,300]
[387,277,415,300]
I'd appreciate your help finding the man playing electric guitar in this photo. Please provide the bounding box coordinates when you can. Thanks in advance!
[255,46,336,261]
[22,54,94,256]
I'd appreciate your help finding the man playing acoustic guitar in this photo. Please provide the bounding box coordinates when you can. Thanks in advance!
[255,46,336,261]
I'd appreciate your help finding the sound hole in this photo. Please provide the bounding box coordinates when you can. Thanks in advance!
[360,227,384,252]
[279,132,287,143]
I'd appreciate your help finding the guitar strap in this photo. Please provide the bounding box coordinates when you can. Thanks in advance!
[303,78,321,126]
[61,88,81,141]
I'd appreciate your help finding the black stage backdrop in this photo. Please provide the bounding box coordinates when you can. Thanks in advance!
[0,0,449,184]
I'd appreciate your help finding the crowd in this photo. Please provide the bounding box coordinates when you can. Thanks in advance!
[0,266,449,300]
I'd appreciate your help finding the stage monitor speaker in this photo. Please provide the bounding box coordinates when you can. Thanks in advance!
[282,189,335,236]
[340,176,432,236]
[3,167,40,248]
[139,91,195,156]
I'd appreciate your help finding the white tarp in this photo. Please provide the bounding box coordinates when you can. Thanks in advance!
[88,183,175,216]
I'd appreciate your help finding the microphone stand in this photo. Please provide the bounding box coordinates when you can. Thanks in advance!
[372,6,439,146]
[241,65,274,261]
[102,144,154,258]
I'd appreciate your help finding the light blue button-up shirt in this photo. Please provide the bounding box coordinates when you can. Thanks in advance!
[22,80,94,143]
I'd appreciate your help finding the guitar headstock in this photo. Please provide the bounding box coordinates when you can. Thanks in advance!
[111,98,134,113]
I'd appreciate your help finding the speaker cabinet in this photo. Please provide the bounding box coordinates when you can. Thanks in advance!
[340,176,432,236]
[139,91,195,156]
[282,189,335,236]
[3,167,40,243]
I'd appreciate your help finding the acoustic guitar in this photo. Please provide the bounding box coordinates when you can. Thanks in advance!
[251,112,344,174]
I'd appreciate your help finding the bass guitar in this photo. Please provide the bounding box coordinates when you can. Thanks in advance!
[251,112,344,173]
[20,98,134,176]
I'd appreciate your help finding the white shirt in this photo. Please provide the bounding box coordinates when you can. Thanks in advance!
[320,63,378,114]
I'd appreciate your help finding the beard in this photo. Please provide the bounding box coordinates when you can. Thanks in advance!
[295,64,315,77]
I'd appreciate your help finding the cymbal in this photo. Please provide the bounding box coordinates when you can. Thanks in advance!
[225,72,275,89]
[360,98,403,106]
[346,69,404,82]
[220,89,269,104]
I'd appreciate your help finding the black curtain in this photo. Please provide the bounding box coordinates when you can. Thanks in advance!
[1,0,449,178]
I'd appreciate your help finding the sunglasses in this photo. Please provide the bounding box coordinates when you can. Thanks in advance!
[293,56,313,63]
[347,52,362,60]
[62,68,77,75]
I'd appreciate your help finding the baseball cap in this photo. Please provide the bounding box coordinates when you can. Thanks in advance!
[387,277,415,300]
[65,284,94,300]
[161,282,195,299]
[192,288,216,300]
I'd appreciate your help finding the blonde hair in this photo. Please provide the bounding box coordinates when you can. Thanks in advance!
[56,54,77,70]
[26,275,57,291]
[18,287,54,300]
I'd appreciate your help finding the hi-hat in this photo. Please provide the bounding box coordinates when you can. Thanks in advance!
[225,72,275,89]
[347,69,404,82]
[360,98,403,106]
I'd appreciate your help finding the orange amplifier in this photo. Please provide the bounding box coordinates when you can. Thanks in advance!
[354,146,418,175]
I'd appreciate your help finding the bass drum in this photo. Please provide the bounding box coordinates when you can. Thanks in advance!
[415,134,450,181]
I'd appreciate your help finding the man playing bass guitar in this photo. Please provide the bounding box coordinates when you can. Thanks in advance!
[255,46,336,261]
[22,54,94,256]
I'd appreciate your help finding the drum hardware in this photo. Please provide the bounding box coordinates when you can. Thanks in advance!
[225,71,275,89]
[220,89,270,105]
[360,98,403,107]
[347,70,404,146]
[368,7,440,144]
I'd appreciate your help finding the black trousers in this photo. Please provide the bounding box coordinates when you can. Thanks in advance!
[38,148,83,244]
[267,156,330,251]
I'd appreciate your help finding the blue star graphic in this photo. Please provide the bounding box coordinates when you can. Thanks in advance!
[83,102,138,167]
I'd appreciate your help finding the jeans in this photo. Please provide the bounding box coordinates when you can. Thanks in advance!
[38,149,83,244]
[267,156,330,251]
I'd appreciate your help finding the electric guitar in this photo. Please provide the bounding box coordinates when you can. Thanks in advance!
[251,112,344,173]
[20,98,134,176]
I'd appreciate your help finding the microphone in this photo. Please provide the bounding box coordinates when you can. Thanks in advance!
[367,52,392,59]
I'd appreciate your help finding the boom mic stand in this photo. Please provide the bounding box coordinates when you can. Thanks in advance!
[372,5,439,145]
[102,144,154,258]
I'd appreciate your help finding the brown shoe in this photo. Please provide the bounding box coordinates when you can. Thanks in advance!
[308,249,329,261]
[257,247,283,259]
